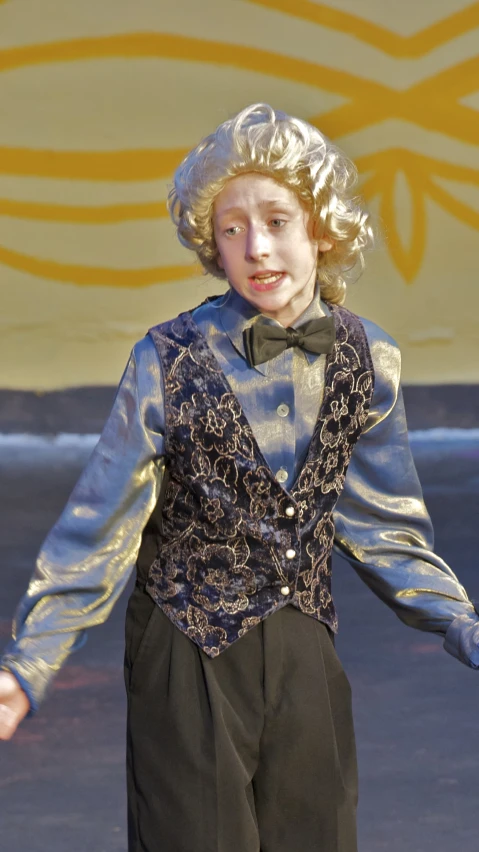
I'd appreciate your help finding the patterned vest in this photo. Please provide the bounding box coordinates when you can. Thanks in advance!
[140,302,374,658]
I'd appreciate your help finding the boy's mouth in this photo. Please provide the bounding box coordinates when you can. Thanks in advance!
[248,272,285,291]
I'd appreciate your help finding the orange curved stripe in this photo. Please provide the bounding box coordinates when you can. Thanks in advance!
[309,98,391,143]
[315,98,478,147]
[0,146,188,181]
[358,148,479,280]
[426,181,479,231]
[357,173,384,201]
[245,0,479,58]
[0,244,202,287]
[427,159,479,185]
[411,54,479,99]
[312,55,479,146]
[0,32,390,99]
[0,198,169,222]
[356,150,479,188]
[0,33,476,151]
[381,171,426,282]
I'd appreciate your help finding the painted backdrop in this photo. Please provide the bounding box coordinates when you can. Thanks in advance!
[1,0,478,389]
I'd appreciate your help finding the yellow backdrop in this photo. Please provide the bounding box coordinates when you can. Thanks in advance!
[1,0,478,389]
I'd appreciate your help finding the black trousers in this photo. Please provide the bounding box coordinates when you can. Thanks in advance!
[124,583,358,852]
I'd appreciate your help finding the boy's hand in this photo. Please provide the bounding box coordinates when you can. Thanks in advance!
[0,671,31,740]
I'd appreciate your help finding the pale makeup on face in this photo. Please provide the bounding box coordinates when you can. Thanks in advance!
[212,173,333,327]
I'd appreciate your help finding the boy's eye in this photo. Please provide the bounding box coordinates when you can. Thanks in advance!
[223,219,286,236]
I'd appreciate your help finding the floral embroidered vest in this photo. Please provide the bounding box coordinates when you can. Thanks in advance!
[142,302,374,658]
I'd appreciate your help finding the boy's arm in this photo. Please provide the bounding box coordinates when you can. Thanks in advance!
[0,336,166,714]
[333,319,479,668]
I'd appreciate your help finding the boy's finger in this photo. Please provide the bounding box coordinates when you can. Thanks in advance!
[0,704,18,739]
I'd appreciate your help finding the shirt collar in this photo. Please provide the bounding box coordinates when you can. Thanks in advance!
[219,283,331,376]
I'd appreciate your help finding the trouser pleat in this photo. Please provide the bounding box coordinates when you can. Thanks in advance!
[124,583,358,852]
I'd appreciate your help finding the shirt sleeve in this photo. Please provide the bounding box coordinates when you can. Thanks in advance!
[0,335,166,714]
[332,318,479,668]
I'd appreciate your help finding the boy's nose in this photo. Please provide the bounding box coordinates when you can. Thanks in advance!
[245,229,270,260]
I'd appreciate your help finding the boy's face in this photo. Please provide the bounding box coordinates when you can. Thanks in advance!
[212,172,332,325]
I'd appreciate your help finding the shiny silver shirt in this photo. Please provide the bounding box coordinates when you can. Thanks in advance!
[2,289,478,712]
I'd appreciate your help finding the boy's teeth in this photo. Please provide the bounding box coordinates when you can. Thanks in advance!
[254,273,282,282]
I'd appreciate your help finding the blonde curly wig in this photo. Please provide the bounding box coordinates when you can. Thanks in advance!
[167,103,374,304]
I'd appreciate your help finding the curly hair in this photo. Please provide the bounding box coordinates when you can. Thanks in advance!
[167,103,374,304]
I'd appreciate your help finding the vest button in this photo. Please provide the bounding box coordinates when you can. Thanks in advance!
[276,468,288,483]
[276,403,289,417]
[285,506,295,517]
[280,585,291,596]
[285,548,296,560]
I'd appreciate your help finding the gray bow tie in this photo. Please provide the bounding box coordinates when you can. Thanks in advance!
[243,316,336,367]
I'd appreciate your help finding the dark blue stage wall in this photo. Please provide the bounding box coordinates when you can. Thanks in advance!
[0,386,478,434]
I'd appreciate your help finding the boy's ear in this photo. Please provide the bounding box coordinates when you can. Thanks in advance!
[317,238,334,252]
[217,253,224,269]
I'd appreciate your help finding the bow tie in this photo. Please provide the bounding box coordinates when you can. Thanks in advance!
[243,315,336,367]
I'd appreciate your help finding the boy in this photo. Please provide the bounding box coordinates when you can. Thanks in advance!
[1,103,478,852]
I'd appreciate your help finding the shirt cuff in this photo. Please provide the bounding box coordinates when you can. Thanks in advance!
[443,612,479,669]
